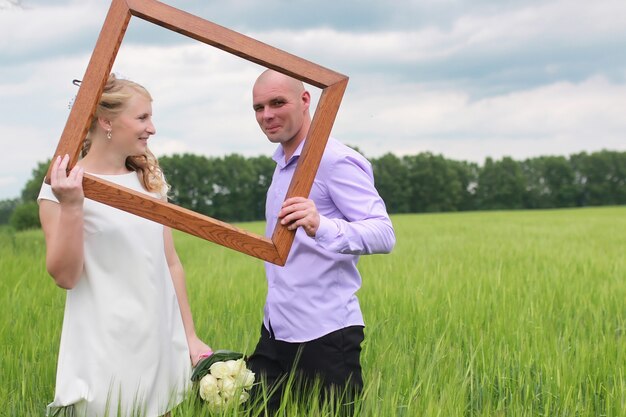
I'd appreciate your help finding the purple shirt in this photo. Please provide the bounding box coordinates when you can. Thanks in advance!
[264,137,396,342]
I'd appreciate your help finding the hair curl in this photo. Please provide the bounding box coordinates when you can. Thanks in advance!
[82,74,169,196]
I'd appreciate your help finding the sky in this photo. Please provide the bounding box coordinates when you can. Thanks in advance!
[1,0,625,200]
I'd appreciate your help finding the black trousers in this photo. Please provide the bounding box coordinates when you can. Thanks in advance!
[248,324,364,412]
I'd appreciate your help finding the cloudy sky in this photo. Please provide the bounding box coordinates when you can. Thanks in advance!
[1,0,625,200]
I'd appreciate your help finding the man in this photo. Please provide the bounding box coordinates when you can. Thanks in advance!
[248,69,395,410]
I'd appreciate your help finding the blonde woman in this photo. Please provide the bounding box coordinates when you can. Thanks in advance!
[39,74,210,417]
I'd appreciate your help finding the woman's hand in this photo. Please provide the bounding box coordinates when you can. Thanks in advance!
[50,154,84,207]
[188,335,212,367]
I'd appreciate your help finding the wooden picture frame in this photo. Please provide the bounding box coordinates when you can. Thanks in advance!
[46,0,348,266]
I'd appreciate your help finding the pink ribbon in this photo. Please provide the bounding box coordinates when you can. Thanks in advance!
[198,350,213,360]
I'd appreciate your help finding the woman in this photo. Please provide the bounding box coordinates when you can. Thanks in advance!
[39,74,210,417]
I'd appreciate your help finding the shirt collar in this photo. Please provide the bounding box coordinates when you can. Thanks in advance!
[272,139,306,169]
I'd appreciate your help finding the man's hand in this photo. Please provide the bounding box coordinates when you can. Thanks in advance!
[279,197,320,237]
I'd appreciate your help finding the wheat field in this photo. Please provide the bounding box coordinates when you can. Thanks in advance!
[1,207,624,416]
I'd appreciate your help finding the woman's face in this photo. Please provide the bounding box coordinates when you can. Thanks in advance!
[110,93,156,156]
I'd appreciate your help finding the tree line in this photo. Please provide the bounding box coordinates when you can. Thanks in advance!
[4,149,625,230]
[373,150,625,213]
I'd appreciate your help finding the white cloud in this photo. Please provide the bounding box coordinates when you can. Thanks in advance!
[241,0,626,70]
[0,176,17,187]
[1,0,625,200]
[150,138,190,157]
[333,75,626,161]
[111,43,270,156]
[0,2,105,56]
[446,0,626,50]
[0,122,53,199]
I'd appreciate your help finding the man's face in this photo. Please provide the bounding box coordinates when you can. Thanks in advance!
[252,77,309,146]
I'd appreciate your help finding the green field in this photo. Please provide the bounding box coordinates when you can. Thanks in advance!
[1,207,625,416]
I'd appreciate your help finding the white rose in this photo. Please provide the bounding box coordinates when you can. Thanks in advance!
[207,392,225,410]
[239,390,250,404]
[225,359,245,377]
[235,369,255,390]
[209,361,231,379]
[218,376,237,399]
[198,374,219,401]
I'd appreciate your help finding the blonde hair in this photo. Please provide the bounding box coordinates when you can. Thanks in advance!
[82,74,169,196]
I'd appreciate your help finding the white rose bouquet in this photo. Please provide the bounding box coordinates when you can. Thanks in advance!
[191,350,255,411]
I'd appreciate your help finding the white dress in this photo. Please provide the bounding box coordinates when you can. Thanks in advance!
[38,172,191,417]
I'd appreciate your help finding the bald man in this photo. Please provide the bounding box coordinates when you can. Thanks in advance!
[249,70,396,411]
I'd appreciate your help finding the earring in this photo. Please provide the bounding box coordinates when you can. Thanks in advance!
[106,129,112,140]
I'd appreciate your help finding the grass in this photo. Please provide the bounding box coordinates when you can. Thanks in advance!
[1,206,625,416]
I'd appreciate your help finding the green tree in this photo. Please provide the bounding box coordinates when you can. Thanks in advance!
[476,157,526,210]
[248,155,275,220]
[521,157,548,209]
[449,159,479,211]
[4,159,51,229]
[371,153,410,213]
[212,154,275,222]
[404,153,464,212]
[160,153,218,216]
[523,156,579,209]
[21,160,51,202]
[572,150,626,206]
[160,153,273,222]
[542,156,578,207]
[11,150,626,229]
[211,154,258,222]
[9,201,40,230]
[0,198,19,224]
